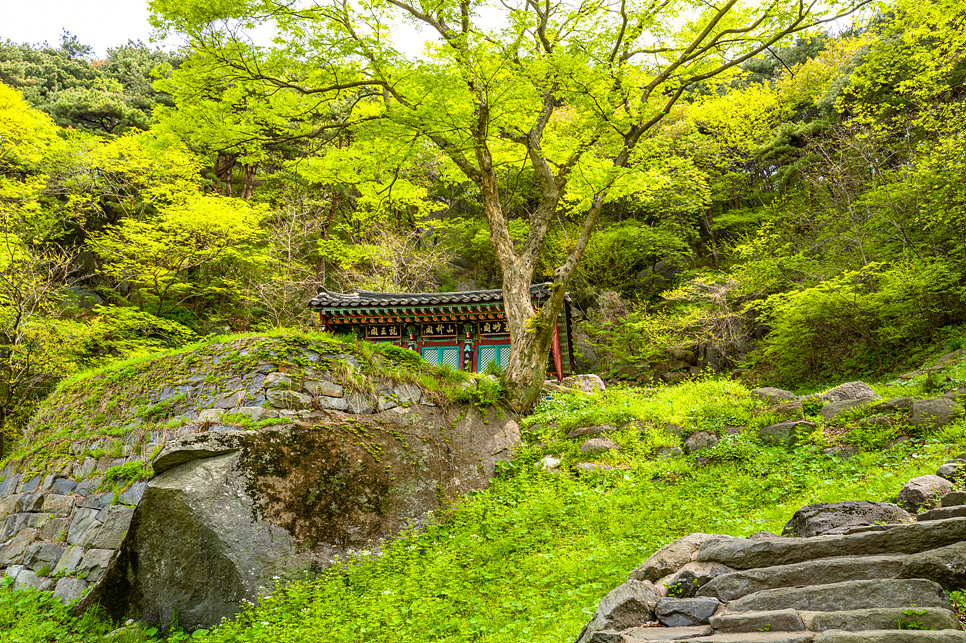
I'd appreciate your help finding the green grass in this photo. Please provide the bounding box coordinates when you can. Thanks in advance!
[177,377,966,643]
[3,390,965,643]
[183,436,961,643]
[0,579,162,643]
[524,378,759,436]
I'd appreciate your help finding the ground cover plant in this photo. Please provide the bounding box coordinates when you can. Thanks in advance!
[185,436,963,643]
[0,374,964,642]
[0,578,162,643]
[153,376,964,643]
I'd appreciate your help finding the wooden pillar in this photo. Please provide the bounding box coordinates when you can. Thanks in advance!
[551,322,563,381]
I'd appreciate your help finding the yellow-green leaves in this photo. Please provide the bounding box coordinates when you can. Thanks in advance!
[91,195,267,315]
[0,83,62,168]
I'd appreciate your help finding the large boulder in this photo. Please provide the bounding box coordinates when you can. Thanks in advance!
[758,420,815,448]
[568,425,617,439]
[910,398,965,429]
[751,388,798,405]
[768,400,804,420]
[782,501,914,538]
[819,398,879,421]
[937,461,966,484]
[684,431,719,455]
[560,374,606,394]
[897,475,953,513]
[80,405,520,630]
[581,438,619,455]
[818,382,880,403]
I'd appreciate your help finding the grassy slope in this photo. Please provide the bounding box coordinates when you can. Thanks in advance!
[2,329,498,476]
[195,440,957,643]
[3,357,965,643]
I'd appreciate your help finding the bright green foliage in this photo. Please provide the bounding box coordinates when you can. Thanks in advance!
[101,460,153,485]
[148,0,874,411]
[751,260,964,385]
[0,87,89,446]
[524,378,756,435]
[45,130,205,235]
[0,82,64,241]
[91,195,268,316]
[548,221,692,298]
[5,423,958,643]
[81,306,199,360]
[0,579,164,642]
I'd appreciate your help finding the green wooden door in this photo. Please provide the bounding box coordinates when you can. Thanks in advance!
[421,346,461,369]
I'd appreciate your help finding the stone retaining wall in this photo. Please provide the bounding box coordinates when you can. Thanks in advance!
[0,338,499,612]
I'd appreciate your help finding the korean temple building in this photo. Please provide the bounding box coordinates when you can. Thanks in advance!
[308,283,576,379]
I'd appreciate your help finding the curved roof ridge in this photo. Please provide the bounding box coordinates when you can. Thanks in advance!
[309,282,561,308]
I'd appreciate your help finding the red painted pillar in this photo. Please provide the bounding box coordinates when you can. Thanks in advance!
[551,322,563,381]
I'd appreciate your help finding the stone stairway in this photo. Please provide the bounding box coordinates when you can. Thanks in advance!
[577,488,966,642]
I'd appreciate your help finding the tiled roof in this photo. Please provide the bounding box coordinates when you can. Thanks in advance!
[309,283,562,308]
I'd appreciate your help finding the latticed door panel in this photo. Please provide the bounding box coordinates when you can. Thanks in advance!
[441,347,460,369]
[499,346,510,368]
[422,346,461,370]
[478,346,496,371]
[478,345,510,371]
[421,347,440,366]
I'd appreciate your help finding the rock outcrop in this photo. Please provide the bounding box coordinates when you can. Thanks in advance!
[781,502,913,538]
[0,335,520,630]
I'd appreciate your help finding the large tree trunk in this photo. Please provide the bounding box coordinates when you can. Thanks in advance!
[474,109,604,412]
[476,137,566,413]
[500,271,555,413]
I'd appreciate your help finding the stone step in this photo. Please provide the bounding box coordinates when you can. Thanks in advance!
[697,518,966,570]
[625,632,813,643]
[700,541,966,601]
[918,506,966,522]
[799,607,960,632]
[899,540,966,590]
[709,609,805,633]
[812,631,966,642]
[673,634,815,643]
[724,579,951,614]
[697,556,907,602]
[591,625,712,641]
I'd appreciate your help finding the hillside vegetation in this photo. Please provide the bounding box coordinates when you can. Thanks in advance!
[2,0,966,437]
[2,330,497,476]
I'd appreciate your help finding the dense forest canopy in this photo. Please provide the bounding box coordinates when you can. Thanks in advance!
[1,0,965,440]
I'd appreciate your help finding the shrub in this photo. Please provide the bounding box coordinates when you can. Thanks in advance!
[101,460,153,486]
[752,260,966,386]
